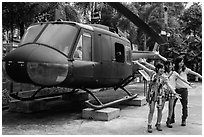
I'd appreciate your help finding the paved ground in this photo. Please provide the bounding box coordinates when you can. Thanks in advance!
[2,82,202,135]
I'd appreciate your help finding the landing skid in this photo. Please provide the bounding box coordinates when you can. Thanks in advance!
[85,93,138,110]
[82,74,138,110]
[9,89,77,101]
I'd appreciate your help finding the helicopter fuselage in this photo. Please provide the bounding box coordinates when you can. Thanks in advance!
[3,21,134,89]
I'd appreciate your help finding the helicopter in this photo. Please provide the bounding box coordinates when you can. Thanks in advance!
[3,2,167,109]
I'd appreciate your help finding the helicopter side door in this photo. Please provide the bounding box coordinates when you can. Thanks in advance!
[111,38,132,80]
[99,33,116,85]
[71,29,94,84]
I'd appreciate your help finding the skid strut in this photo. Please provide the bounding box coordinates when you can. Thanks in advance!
[114,74,137,91]
[9,82,78,101]
[9,83,47,101]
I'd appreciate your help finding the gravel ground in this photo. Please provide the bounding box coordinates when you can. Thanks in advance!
[2,82,202,135]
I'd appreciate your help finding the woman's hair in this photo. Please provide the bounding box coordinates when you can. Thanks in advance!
[164,60,171,73]
[155,62,164,73]
[174,56,186,74]
[146,58,153,63]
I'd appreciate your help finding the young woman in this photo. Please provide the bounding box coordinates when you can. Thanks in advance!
[164,60,190,128]
[171,56,202,126]
[135,61,180,133]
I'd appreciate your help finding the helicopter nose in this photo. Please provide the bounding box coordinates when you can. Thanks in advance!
[3,44,68,86]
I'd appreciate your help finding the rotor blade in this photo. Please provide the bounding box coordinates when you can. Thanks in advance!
[132,50,167,61]
[107,2,165,45]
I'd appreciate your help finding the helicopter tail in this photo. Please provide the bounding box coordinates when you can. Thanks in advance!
[131,50,167,61]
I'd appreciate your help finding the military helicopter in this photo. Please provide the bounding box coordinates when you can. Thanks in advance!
[3,2,167,109]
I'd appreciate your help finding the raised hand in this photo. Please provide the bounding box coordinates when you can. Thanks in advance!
[175,93,182,99]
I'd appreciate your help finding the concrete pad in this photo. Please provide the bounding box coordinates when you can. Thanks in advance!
[9,99,47,113]
[123,96,147,106]
[62,91,89,102]
[82,107,120,121]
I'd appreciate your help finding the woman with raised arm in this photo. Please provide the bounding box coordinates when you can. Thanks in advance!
[135,61,180,133]
[164,60,191,128]
[171,56,202,126]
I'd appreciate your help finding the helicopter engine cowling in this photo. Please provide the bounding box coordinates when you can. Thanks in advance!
[3,44,69,86]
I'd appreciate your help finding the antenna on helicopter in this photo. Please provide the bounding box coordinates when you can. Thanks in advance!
[91,2,101,24]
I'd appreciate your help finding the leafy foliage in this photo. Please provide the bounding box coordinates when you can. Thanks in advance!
[2,2,202,75]
[2,2,80,39]
[180,3,202,36]
[3,2,40,39]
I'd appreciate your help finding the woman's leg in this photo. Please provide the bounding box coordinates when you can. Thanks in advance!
[154,99,165,131]
[156,99,165,124]
[147,101,156,133]
[166,98,175,128]
[174,88,188,126]
[168,98,175,119]
[171,95,178,123]
[148,101,156,125]
[179,88,188,126]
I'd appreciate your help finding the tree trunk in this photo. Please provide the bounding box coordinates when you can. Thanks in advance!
[19,21,25,39]
[10,23,13,43]
[144,34,147,50]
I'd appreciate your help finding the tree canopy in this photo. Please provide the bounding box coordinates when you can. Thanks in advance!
[2,2,202,75]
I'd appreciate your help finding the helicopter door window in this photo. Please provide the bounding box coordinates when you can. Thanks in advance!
[115,43,125,63]
[125,46,131,63]
[74,32,92,61]
[74,35,82,59]
[82,32,92,61]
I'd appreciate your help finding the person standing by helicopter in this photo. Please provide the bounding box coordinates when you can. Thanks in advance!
[135,61,180,133]
[163,60,191,128]
[171,56,202,126]
[138,58,186,128]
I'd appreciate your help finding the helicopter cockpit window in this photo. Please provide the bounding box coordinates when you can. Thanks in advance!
[115,43,125,63]
[21,24,46,45]
[22,24,78,56]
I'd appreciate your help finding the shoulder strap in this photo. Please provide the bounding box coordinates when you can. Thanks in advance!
[168,71,174,79]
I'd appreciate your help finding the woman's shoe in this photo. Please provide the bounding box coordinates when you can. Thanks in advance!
[181,120,186,126]
[170,118,175,124]
[166,118,173,128]
[155,123,162,131]
[147,125,153,133]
